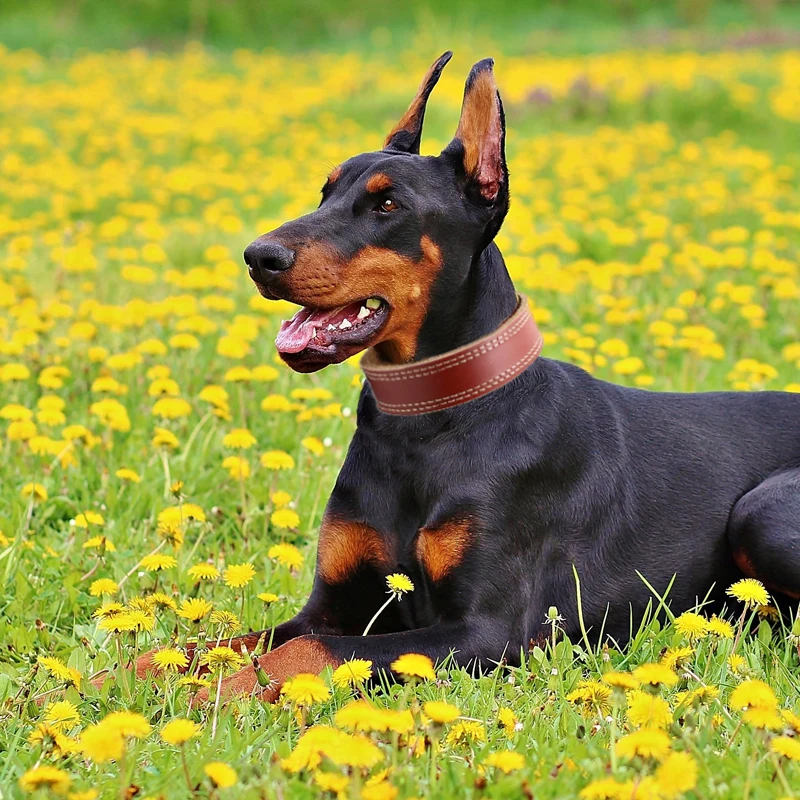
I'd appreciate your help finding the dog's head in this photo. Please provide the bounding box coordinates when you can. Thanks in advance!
[245,52,509,373]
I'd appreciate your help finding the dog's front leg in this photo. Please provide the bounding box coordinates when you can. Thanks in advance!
[201,618,513,703]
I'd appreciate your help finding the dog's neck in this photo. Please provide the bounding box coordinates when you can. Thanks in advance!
[412,242,519,362]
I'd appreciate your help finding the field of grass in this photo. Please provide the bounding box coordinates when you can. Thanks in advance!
[2,20,800,800]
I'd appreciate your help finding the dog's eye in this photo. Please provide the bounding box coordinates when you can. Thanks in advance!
[376,198,399,214]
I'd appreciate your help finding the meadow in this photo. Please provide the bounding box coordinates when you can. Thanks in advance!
[2,28,800,800]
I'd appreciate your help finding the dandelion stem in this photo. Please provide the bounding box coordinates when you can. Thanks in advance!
[211,670,223,738]
[180,744,194,791]
[362,594,395,637]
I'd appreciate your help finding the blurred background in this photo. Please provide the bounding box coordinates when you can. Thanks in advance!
[2,0,800,52]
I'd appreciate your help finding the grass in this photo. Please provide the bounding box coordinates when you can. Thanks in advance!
[2,19,800,800]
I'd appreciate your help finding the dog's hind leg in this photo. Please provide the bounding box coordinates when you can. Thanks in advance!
[727,466,800,600]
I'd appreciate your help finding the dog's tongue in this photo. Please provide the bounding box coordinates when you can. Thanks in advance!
[275,303,358,353]
[275,307,318,354]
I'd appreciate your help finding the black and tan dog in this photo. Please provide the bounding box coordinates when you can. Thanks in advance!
[140,53,800,700]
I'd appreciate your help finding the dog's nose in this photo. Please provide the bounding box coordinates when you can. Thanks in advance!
[244,240,295,278]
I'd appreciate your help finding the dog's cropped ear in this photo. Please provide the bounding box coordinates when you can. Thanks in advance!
[443,58,507,203]
[384,51,453,154]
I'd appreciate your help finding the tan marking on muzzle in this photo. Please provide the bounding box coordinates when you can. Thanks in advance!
[277,236,443,364]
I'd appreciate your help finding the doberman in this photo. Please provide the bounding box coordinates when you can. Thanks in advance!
[140,52,800,700]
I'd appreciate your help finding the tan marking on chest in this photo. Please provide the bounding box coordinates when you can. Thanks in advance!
[317,515,391,583]
[415,519,473,581]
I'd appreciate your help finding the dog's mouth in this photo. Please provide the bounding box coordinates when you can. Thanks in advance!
[275,297,390,369]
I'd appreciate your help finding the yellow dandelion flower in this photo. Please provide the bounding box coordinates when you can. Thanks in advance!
[210,610,241,635]
[270,490,292,507]
[177,597,213,623]
[187,563,220,583]
[654,751,698,798]
[674,611,709,640]
[114,467,142,483]
[626,690,672,729]
[221,455,250,479]
[161,718,201,746]
[333,733,384,769]
[334,700,389,732]
[37,656,81,688]
[485,750,525,774]
[498,707,518,738]
[21,482,48,502]
[158,503,206,526]
[386,573,414,595]
[270,508,300,529]
[258,591,279,605]
[771,736,800,761]
[360,783,398,800]
[89,578,119,596]
[199,646,244,673]
[445,720,486,747]
[223,562,256,588]
[27,723,77,757]
[602,671,639,691]
[152,397,192,420]
[152,427,180,449]
[83,535,116,552]
[707,616,734,639]
[332,658,373,688]
[728,653,747,673]
[268,542,303,569]
[616,728,671,760]
[633,663,678,687]
[100,711,151,739]
[177,675,211,692]
[566,680,612,715]
[743,706,784,729]
[727,578,769,608]
[140,553,177,571]
[73,511,104,528]
[204,762,238,788]
[313,771,349,796]
[281,673,331,706]
[260,450,295,470]
[423,701,461,724]
[730,679,778,711]
[43,700,80,732]
[18,765,72,794]
[301,436,325,456]
[392,653,435,681]
[676,685,720,707]
[151,648,189,672]
[222,428,256,449]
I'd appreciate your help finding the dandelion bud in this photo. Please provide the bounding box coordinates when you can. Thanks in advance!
[253,660,271,687]
[547,606,559,621]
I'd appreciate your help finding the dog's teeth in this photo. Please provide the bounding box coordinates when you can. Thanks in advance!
[327,324,336,331]
[366,298,381,309]
[311,327,317,339]
[339,318,352,329]
[357,306,370,319]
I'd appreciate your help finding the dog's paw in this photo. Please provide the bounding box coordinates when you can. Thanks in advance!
[192,636,338,706]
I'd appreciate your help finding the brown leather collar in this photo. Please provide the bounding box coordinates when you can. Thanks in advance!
[361,295,543,415]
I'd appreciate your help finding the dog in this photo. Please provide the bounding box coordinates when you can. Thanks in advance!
[135,52,800,701]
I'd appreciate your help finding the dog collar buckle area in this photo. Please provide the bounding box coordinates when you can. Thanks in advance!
[360,294,543,415]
